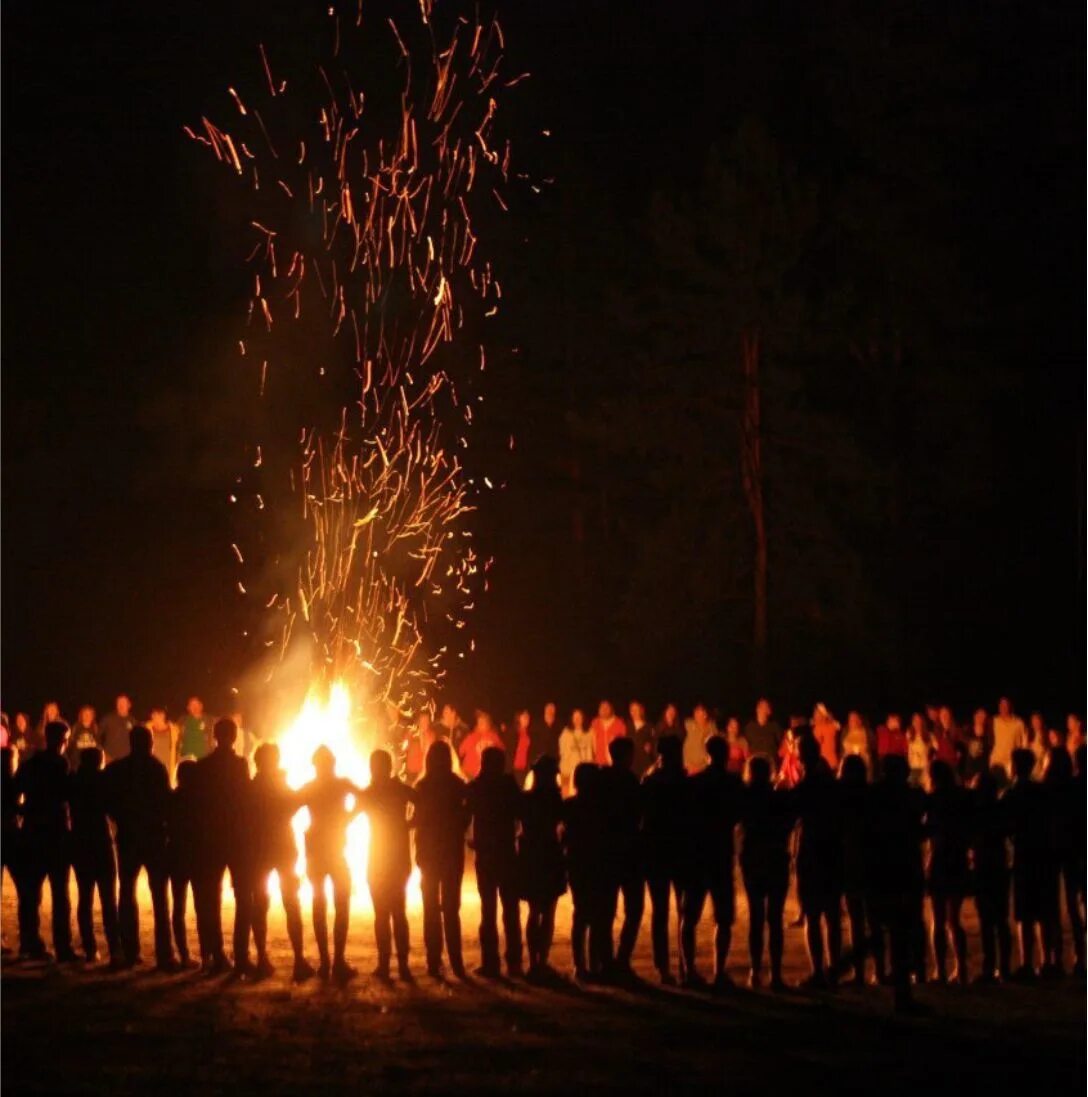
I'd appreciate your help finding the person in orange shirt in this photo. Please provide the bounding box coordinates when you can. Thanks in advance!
[811,703,841,773]
[589,700,626,765]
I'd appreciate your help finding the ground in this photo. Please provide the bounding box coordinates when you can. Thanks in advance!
[2,872,1084,1096]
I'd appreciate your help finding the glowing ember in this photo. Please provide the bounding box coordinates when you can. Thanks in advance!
[190,3,521,713]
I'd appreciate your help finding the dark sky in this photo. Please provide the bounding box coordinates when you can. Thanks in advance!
[2,1,1083,726]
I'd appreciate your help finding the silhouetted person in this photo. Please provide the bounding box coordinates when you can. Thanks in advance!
[868,755,928,1012]
[680,736,742,989]
[103,725,175,970]
[249,743,313,982]
[1004,748,1057,978]
[537,702,563,763]
[519,754,565,980]
[927,760,971,982]
[191,717,254,977]
[641,735,687,984]
[68,747,120,966]
[15,720,76,961]
[167,758,202,968]
[1,747,23,956]
[600,737,645,979]
[740,755,795,989]
[414,740,470,977]
[563,762,609,980]
[794,735,844,988]
[1070,743,1087,974]
[838,754,883,985]
[971,767,1012,982]
[1042,747,1084,973]
[357,748,415,981]
[297,744,364,983]
[466,745,522,977]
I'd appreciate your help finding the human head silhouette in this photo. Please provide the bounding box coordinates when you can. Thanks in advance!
[882,754,909,787]
[531,754,559,790]
[747,755,771,788]
[313,745,336,778]
[573,761,597,795]
[608,736,635,770]
[657,735,683,771]
[929,759,955,793]
[370,749,393,782]
[129,725,153,756]
[44,721,69,754]
[480,745,505,778]
[213,718,238,750]
[176,758,197,789]
[78,747,104,773]
[1011,748,1035,782]
[705,735,728,770]
[425,738,453,777]
[254,742,281,777]
[840,753,866,787]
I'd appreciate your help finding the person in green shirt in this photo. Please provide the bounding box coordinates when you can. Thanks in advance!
[178,696,211,761]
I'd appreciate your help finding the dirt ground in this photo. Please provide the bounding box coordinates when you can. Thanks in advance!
[2,870,1084,1096]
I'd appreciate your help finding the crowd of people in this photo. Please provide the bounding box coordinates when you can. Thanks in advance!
[1,693,1084,1014]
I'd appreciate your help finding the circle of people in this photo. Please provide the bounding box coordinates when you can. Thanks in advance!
[1,694,1085,1013]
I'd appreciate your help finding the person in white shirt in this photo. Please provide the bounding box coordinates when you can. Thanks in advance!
[558,709,594,796]
[990,697,1026,775]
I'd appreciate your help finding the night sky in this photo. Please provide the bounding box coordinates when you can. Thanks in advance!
[2,1,1083,727]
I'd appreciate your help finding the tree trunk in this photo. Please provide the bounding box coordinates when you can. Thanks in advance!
[740,329,768,687]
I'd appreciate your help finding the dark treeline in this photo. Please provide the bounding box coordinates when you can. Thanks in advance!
[468,0,1084,717]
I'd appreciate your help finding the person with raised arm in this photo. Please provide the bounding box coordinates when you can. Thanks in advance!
[356,748,416,981]
[248,743,314,982]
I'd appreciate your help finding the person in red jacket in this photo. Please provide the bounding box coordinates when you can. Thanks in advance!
[932,706,961,768]
[512,709,533,784]
[590,701,626,766]
[458,711,504,779]
[876,713,908,762]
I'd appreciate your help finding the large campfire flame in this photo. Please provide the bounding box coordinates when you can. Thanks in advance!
[270,680,420,908]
